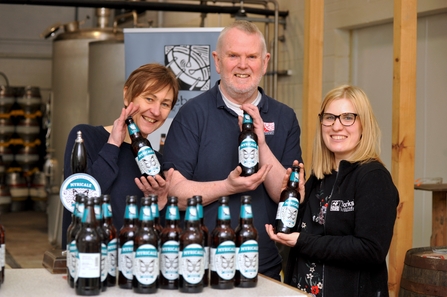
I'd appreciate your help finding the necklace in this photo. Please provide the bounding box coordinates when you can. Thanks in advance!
[313,172,337,225]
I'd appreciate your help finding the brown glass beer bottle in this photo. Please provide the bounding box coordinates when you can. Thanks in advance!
[235,195,258,287]
[179,197,204,293]
[159,196,182,289]
[118,195,138,289]
[274,166,300,234]
[238,112,259,176]
[133,196,159,293]
[210,196,236,289]
[75,196,101,296]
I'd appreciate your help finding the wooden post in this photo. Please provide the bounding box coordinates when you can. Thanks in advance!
[302,0,324,166]
[389,0,417,296]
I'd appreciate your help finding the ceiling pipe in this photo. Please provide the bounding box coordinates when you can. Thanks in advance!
[0,0,288,17]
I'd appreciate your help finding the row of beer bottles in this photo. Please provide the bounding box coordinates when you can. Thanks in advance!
[119,194,259,294]
[66,194,117,295]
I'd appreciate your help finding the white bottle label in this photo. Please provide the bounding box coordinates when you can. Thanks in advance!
[77,252,101,278]
[210,241,236,280]
[119,241,134,280]
[179,243,204,284]
[134,244,159,285]
[238,139,259,168]
[107,238,117,277]
[236,240,258,279]
[69,240,77,278]
[136,146,161,176]
[280,197,299,228]
[160,240,179,280]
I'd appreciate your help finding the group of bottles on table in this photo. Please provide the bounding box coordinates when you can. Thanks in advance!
[68,193,259,295]
[66,194,117,295]
[118,196,258,293]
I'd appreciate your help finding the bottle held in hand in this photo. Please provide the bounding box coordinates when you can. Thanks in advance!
[125,117,162,178]
[274,166,300,234]
[238,112,259,176]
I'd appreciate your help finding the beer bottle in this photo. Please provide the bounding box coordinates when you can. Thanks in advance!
[0,216,5,286]
[149,195,163,238]
[210,196,236,289]
[133,196,159,293]
[159,133,166,155]
[75,196,101,296]
[193,195,209,287]
[274,166,300,234]
[125,117,162,177]
[238,112,259,176]
[159,196,182,290]
[235,195,258,287]
[179,197,204,293]
[93,196,108,292]
[118,195,138,289]
[71,131,87,174]
[101,194,117,287]
[67,193,86,288]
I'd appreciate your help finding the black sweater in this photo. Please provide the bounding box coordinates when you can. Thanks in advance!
[286,160,399,297]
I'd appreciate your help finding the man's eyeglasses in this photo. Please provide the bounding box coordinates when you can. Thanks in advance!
[319,113,358,127]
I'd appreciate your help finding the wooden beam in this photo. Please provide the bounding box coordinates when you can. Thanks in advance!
[388,0,417,296]
[302,0,324,167]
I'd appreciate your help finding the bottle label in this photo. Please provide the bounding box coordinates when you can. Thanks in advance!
[124,204,138,220]
[107,238,117,277]
[239,139,259,168]
[0,243,5,268]
[136,146,161,176]
[240,204,253,219]
[204,247,209,272]
[101,243,108,282]
[139,205,153,221]
[166,205,180,220]
[236,240,258,278]
[290,170,299,183]
[102,203,112,218]
[118,241,134,280]
[279,197,299,228]
[196,203,203,219]
[150,203,159,219]
[78,252,101,278]
[69,240,77,278]
[94,204,103,221]
[127,122,140,135]
[218,205,231,220]
[185,206,198,221]
[179,243,204,284]
[242,113,253,124]
[134,244,159,285]
[210,241,236,280]
[161,240,179,280]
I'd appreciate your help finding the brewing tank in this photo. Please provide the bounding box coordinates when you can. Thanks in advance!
[51,27,123,187]
[88,39,125,126]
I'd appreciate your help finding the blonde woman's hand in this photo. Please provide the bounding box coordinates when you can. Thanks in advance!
[265,224,300,247]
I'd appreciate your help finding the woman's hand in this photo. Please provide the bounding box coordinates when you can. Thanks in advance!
[108,102,140,147]
[134,168,174,210]
[282,160,305,204]
[265,224,300,247]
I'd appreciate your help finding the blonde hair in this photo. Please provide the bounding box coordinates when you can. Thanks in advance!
[311,85,383,179]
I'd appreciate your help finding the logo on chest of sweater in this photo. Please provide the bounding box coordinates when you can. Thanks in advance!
[329,200,354,212]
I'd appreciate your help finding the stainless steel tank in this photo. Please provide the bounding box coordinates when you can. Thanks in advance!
[51,19,123,187]
[88,39,125,126]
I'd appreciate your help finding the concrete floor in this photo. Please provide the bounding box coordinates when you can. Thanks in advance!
[1,210,55,269]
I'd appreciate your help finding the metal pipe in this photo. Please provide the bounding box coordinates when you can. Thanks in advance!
[0,0,288,17]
